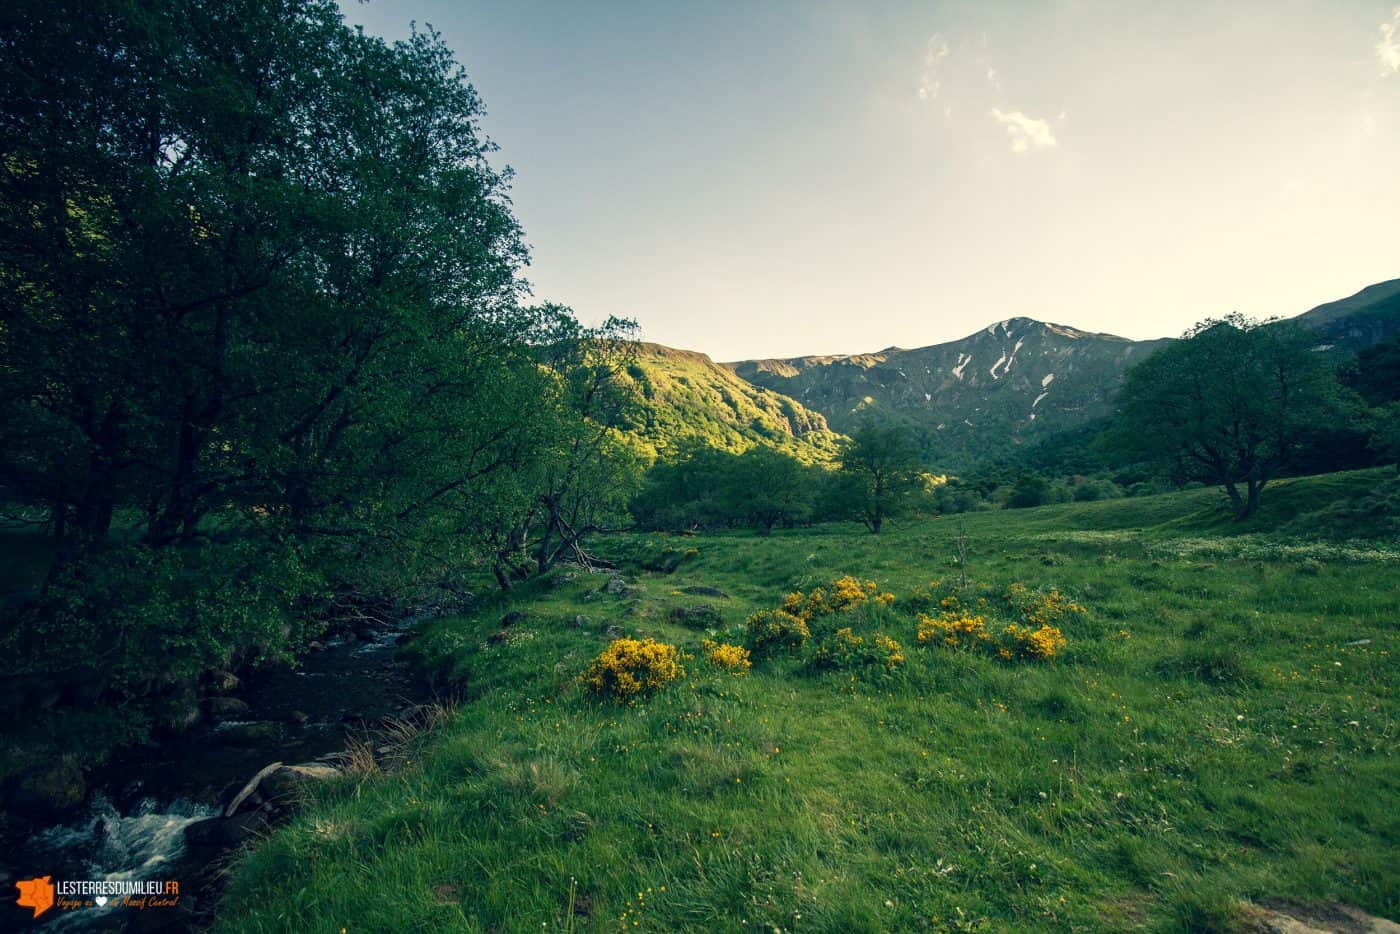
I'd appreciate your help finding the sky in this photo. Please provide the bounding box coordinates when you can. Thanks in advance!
[340,0,1400,361]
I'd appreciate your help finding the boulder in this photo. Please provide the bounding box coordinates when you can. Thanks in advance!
[203,696,252,722]
[259,763,341,800]
[159,691,203,732]
[204,670,241,695]
[682,585,729,599]
[184,810,266,848]
[668,604,723,629]
[224,762,284,817]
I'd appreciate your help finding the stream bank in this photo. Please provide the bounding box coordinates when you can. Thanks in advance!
[1,611,444,931]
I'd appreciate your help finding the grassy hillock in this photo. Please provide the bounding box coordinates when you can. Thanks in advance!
[216,470,1397,931]
[619,343,844,463]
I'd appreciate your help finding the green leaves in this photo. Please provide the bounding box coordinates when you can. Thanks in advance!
[1114,315,1346,518]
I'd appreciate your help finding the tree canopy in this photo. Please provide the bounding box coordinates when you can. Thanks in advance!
[0,0,641,690]
[1114,314,1343,518]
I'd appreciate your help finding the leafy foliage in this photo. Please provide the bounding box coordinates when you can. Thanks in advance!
[1114,315,1346,518]
[832,423,927,533]
[0,0,643,700]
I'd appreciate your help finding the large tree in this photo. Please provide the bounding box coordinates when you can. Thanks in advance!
[1115,314,1342,519]
[0,0,625,688]
[833,423,924,533]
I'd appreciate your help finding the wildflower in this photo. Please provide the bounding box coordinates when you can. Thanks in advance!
[917,611,987,647]
[745,609,810,657]
[584,638,686,699]
[701,639,752,674]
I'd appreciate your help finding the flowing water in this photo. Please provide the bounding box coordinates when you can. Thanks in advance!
[6,617,432,931]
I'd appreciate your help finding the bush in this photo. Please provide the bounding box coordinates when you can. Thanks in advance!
[780,576,894,622]
[743,609,810,657]
[995,623,1066,660]
[913,582,1081,662]
[584,638,686,699]
[808,627,904,673]
[916,610,988,648]
[1006,583,1085,626]
[700,639,751,674]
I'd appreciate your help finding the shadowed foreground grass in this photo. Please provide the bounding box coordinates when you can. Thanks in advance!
[216,472,1398,931]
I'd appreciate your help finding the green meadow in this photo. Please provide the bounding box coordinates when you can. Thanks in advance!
[217,470,1398,932]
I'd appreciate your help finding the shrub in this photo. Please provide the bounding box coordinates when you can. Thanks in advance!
[808,627,905,672]
[744,609,810,657]
[781,576,894,621]
[1006,583,1085,626]
[700,639,752,674]
[916,610,988,648]
[584,638,686,699]
[996,623,1066,660]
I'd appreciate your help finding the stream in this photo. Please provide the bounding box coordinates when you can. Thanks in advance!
[4,616,432,931]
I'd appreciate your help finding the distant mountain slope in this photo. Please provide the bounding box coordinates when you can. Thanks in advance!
[725,279,1400,470]
[1295,278,1400,351]
[617,343,843,463]
[730,319,1168,468]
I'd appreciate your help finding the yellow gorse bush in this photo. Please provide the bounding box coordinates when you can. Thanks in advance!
[809,626,905,672]
[912,581,1081,662]
[999,623,1067,660]
[744,609,810,656]
[781,576,895,621]
[916,610,988,647]
[701,639,752,674]
[1006,583,1085,626]
[584,637,686,699]
[874,633,905,668]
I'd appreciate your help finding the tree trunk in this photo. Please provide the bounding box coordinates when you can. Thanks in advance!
[1223,481,1245,519]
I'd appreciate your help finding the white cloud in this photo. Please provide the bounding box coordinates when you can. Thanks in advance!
[989,109,1058,152]
[986,66,1000,89]
[1380,7,1400,76]
[919,33,949,101]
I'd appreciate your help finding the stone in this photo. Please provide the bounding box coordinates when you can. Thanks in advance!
[160,692,203,732]
[682,585,729,599]
[205,669,241,695]
[203,696,252,722]
[1242,900,1400,934]
[500,610,527,627]
[668,604,723,629]
[573,615,590,628]
[224,762,284,817]
[184,810,266,848]
[218,722,283,746]
[286,709,311,725]
[259,763,341,800]
[604,577,629,595]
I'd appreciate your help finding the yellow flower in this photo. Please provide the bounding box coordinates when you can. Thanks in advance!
[701,639,752,674]
[584,637,686,698]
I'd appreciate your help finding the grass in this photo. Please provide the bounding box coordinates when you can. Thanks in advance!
[208,471,1395,929]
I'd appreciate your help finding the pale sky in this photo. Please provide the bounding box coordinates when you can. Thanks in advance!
[340,1,1400,361]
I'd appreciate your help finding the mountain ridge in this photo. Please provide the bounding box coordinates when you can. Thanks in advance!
[717,278,1400,470]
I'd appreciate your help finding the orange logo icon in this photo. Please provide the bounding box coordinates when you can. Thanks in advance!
[15,875,55,919]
